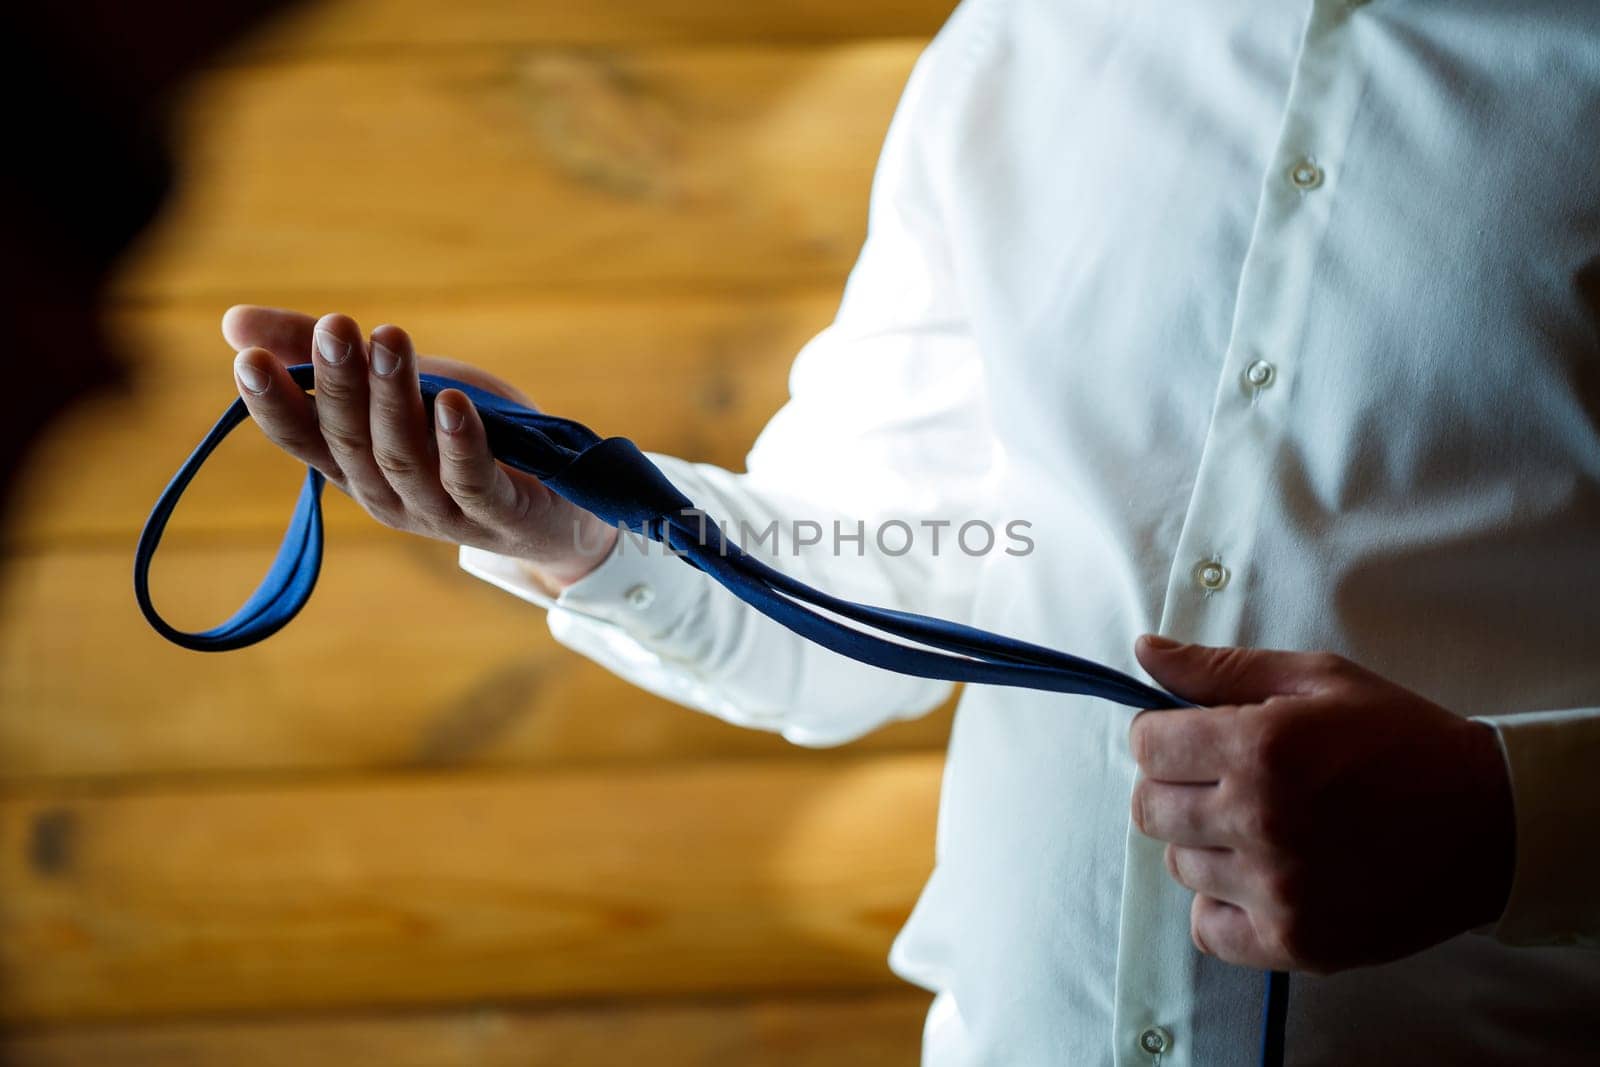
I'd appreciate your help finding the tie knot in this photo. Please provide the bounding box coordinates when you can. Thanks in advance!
[540,435,695,534]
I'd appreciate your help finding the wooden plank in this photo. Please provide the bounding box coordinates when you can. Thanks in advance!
[238,0,953,52]
[0,536,954,784]
[115,43,918,303]
[10,293,830,545]
[0,991,930,1066]
[0,754,942,1023]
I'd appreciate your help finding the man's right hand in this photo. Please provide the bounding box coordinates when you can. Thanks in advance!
[222,306,617,591]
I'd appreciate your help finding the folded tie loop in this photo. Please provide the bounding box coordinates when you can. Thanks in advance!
[133,391,328,652]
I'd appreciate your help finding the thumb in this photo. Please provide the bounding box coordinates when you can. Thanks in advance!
[1134,635,1319,707]
[416,356,534,407]
[221,305,317,366]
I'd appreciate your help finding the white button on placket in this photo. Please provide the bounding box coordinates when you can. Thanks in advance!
[1193,559,1230,592]
[1288,156,1324,190]
[623,583,656,610]
[1244,359,1275,389]
[1137,1025,1173,1063]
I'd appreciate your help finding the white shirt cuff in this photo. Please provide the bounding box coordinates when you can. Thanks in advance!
[1471,707,1600,948]
[458,532,705,643]
[458,538,816,738]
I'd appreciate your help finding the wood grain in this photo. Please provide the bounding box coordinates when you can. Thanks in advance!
[0,991,930,1067]
[114,43,918,303]
[0,535,954,784]
[240,0,953,52]
[0,2,954,1053]
[0,754,942,1023]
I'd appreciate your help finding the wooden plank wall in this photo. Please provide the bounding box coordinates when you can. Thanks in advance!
[0,1,956,1061]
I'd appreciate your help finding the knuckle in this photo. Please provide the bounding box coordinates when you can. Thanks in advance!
[438,423,479,458]
[370,388,414,423]
[1191,911,1212,957]
[1260,911,1296,960]
[313,374,357,403]
[442,471,494,506]
[412,497,461,531]
[321,423,370,455]
[1129,717,1152,766]
[355,493,405,529]
[1308,651,1356,685]
[1238,723,1269,775]
[258,423,321,459]
[504,493,541,531]
[1243,714,1294,775]
[371,444,422,480]
[1180,798,1206,839]
[370,507,404,531]
[1238,796,1290,849]
[1209,644,1255,681]
[1130,784,1149,834]
[1165,843,1185,883]
[283,429,329,457]
[244,404,303,441]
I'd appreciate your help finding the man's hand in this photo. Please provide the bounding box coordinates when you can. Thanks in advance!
[222,306,617,589]
[1129,635,1515,975]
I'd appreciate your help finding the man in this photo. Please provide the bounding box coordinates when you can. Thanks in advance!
[227,0,1600,1062]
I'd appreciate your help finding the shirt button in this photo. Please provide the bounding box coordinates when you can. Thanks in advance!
[1288,156,1324,190]
[1244,359,1276,390]
[1194,559,1230,592]
[623,583,656,610]
[1138,1026,1173,1056]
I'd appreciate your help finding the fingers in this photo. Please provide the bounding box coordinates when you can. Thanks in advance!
[1191,895,1272,969]
[227,308,556,547]
[232,346,344,485]
[1132,778,1227,846]
[434,389,528,523]
[1135,635,1327,706]
[367,324,458,526]
[222,305,317,368]
[1167,845,1248,906]
[221,307,536,409]
[1129,705,1234,781]
[310,313,402,516]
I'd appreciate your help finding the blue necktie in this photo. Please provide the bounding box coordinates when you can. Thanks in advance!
[134,364,1289,1066]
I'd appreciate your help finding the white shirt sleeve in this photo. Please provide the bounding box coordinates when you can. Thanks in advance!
[1472,708,1600,948]
[460,22,995,748]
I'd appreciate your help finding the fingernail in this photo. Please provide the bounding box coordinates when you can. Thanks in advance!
[371,342,400,377]
[315,328,350,366]
[235,358,269,394]
[436,400,464,433]
[1141,634,1182,651]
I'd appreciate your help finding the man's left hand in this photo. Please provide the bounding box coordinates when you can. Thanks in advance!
[1129,635,1515,975]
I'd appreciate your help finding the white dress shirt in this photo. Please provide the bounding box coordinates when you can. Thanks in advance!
[462,0,1600,1062]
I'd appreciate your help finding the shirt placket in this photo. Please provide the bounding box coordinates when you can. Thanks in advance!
[1111,2,1373,1063]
